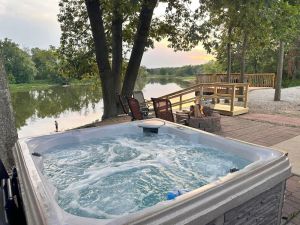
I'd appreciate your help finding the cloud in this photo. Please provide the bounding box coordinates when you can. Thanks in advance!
[0,0,60,48]
[188,54,215,61]
[0,0,213,67]
[141,41,214,68]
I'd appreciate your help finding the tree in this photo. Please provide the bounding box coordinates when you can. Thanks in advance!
[202,60,224,74]
[286,38,300,80]
[271,0,300,101]
[180,0,299,100]
[0,38,37,83]
[31,46,64,82]
[0,57,18,170]
[58,0,196,119]
[60,50,99,80]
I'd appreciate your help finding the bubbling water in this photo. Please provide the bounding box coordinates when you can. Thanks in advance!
[42,133,250,219]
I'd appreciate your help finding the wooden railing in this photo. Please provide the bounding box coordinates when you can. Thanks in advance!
[196,73,275,87]
[147,82,249,115]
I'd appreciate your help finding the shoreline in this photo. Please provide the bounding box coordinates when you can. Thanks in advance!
[9,80,99,92]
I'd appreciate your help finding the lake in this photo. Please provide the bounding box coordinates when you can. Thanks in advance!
[12,77,191,138]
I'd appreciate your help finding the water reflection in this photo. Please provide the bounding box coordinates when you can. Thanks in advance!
[146,77,190,89]
[12,84,102,129]
[11,77,192,137]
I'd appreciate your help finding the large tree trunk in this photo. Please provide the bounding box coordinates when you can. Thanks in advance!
[85,0,119,119]
[274,41,284,101]
[226,26,232,82]
[240,32,248,84]
[112,0,123,95]
[225,26,232,103]
[0,58,18,170]
[112,0,123,113]
[239,32,248,101]
[122,0,158,96]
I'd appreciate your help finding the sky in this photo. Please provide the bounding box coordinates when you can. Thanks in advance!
[0,0,214,68]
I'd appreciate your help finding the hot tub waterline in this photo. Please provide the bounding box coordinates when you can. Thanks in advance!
[14,119,291,225]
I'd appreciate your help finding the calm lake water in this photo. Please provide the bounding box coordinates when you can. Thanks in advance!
[12,77,190,138]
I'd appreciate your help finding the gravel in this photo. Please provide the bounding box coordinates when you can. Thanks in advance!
[248,86,300,116]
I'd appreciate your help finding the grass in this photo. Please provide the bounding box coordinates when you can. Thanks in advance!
[9,80,58,92]
[9,79,100,92]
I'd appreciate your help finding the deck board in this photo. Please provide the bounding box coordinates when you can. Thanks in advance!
[211,104,249,116]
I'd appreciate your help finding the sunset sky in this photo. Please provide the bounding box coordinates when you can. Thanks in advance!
[0,0,214,68]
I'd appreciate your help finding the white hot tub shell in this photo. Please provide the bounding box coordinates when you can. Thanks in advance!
[14,119,291,225]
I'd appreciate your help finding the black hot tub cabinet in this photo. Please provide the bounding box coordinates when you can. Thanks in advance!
[14,119,291,225]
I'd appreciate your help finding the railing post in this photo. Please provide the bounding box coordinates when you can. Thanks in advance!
[213,85,217,104]
[179,95,182,110]
[213,74,217,83]
[230,84,235,112]
[200,85,204,105]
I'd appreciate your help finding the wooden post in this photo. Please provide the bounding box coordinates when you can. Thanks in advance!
[213,85,217,104]
[213,74,217,83]
[200,85,204,105]
[230,84,235,112]
[244,84,249,108]
[179,95,182,110]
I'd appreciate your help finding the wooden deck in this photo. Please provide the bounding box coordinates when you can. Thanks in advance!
[213,115,300,225]
[211,104,249,116]
[151,82,249,117]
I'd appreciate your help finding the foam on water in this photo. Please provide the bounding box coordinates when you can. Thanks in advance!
[42,132,250,219]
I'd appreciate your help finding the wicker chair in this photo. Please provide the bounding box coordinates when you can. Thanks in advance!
[127,97,144,120]
[118,94,130,114]
[151,98,175,122]
[133,91,149,116]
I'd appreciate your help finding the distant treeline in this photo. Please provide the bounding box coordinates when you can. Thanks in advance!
[146,65,202,76]
[0,38,98,84]
[2,37,299,85]
[145,61,224,76]
[0,37,224,84]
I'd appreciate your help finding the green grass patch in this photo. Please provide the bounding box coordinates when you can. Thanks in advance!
[9,80,58,92]
[9,79,100,92]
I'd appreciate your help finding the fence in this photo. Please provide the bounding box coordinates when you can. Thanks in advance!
[148,82,249,116]
[196,73,275,87]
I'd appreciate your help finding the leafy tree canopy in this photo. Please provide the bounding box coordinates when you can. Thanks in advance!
[31,46,62,82]
[58,0,200,118]
[0,38,37,83]
[58,0,196,58]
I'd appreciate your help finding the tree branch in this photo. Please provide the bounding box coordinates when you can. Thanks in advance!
[122,0,158,96]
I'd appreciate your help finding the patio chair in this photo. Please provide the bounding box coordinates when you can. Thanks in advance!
[0,159,9,180]
[0,159,27,225]
[127,97,144,120]
[118,94,130,114]
[151,98,175,122]
[133,91,149,116]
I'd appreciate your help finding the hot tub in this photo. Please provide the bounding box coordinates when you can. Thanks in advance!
[14,119,291,225]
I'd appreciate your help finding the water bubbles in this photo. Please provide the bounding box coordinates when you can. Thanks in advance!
[42,133,250,219]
